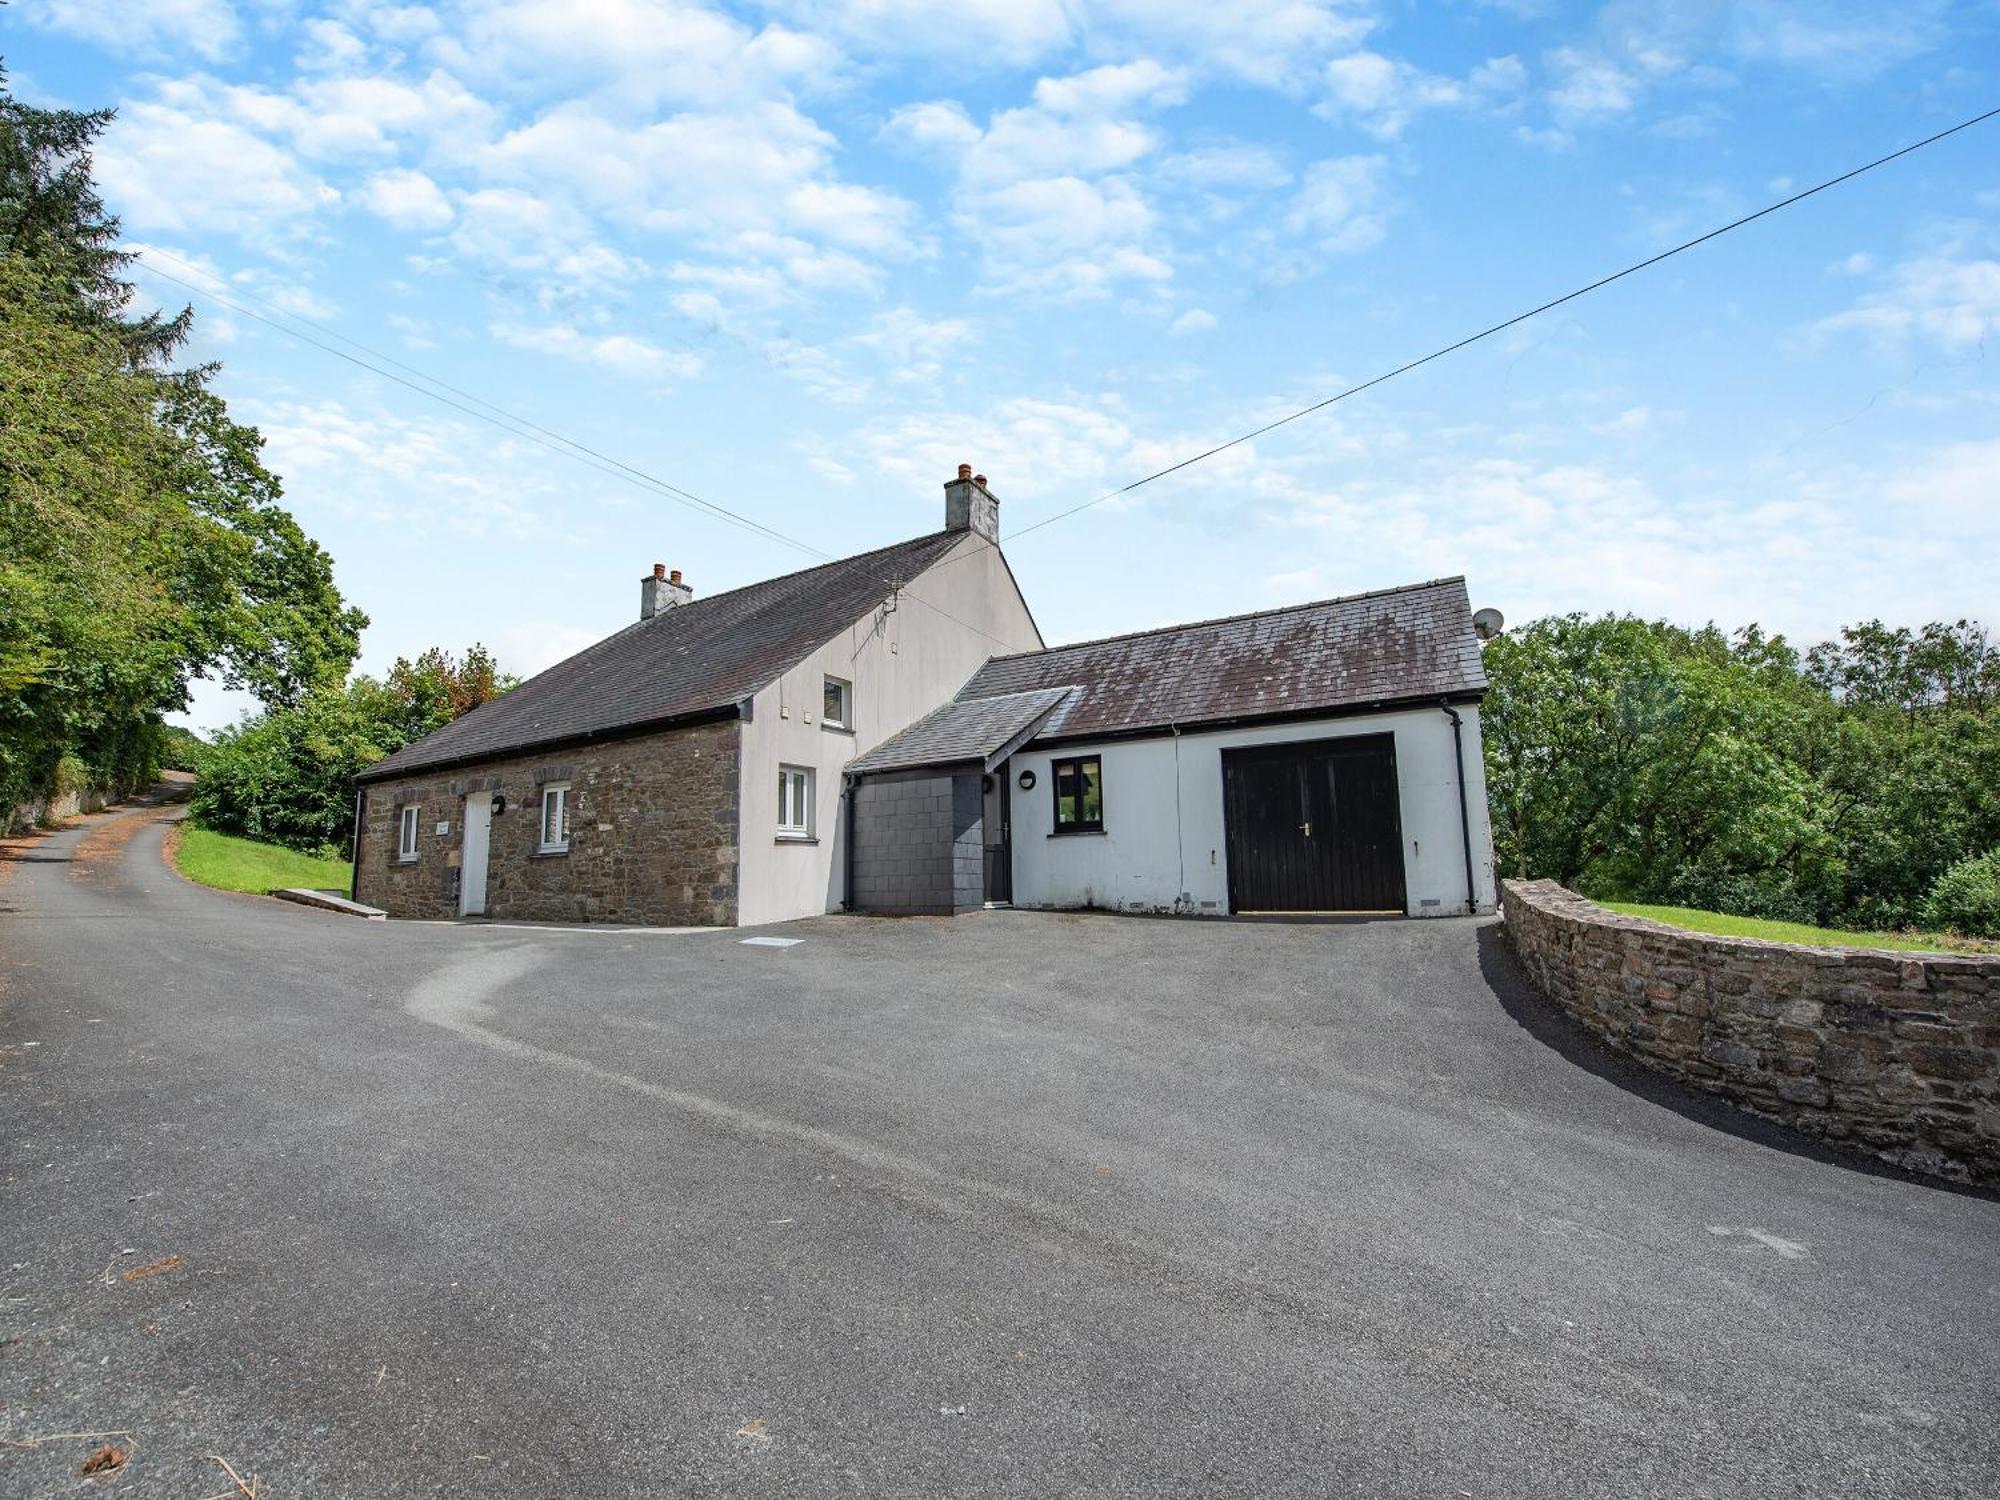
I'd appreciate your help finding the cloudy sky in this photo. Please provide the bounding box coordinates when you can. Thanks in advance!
[11,0,1999,730]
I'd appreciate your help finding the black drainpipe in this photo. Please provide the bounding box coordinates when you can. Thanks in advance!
[1439,701,1478,915]
[840,772,858,912]
[348,786,366,902]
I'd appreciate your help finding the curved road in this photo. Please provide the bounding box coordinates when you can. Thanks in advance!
[2,796,1994,1496]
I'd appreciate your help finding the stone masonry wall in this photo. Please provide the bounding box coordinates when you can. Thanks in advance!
[355,718,740,926]
[1503,879,2000,1187]
[850,770,984,915]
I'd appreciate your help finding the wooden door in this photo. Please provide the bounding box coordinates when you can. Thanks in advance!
[1223,736,1406,913]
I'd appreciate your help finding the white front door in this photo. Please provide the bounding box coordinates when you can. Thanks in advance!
[460,792,492,916]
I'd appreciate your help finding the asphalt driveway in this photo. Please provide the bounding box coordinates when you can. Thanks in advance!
[2,799,1995,1497]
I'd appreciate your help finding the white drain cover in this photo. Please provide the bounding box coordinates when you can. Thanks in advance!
[740,936,803,948]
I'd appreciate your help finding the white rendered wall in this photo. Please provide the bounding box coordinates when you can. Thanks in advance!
[1006,705,1497,917]
[736,535,1041,926]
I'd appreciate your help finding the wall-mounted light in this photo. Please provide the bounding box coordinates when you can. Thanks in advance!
[1017,769,1037,791]
[491,793,507,816]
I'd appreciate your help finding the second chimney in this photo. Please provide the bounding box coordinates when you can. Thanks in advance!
[943,462,999,542]
[640,562,694,620]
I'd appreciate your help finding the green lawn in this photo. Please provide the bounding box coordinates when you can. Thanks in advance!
[173,825,352,896]
[1601,902,1996,955]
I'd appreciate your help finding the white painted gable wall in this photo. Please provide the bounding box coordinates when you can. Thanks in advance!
[1006,705,1497,917]
[736,535,1041,926]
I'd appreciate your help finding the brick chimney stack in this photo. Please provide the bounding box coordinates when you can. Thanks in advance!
[640,561,694,620]
[943,462,999,542]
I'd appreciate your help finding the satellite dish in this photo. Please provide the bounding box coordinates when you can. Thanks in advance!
[1472,607,1505,641]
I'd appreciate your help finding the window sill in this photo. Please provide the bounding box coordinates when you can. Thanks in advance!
[396,855,420,864]
[775,835,820,846]
[821,723,855,736]
[1048,828,1107,838]
[532,846,571,859]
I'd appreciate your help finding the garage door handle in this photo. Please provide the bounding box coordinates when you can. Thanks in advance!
[1299,821,1312,837]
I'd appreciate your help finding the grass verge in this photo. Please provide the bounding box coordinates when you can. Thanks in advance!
[173,824,353,895]
[1601,901,1997,956]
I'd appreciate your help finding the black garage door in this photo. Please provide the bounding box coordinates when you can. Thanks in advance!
[1222,735,1407,914]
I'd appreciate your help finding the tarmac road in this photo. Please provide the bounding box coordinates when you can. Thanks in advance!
[1,795,1994,1497]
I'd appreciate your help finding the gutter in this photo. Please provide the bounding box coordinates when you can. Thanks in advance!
[1023,691,1486,752]
[1439,701,1478,915]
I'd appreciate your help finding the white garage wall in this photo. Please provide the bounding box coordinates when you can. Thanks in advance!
[737,535,1041,927]
[1006,705,1497,917]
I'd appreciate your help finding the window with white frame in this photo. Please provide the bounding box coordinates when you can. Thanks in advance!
[777,765,813,839]
[397,804,421,860]
[822,675,852,730]
[539,782,571,853]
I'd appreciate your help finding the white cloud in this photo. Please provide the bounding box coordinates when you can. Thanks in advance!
[152,70,497,163]
[296,19,369,73]
[358,168,455,230]
[493,321,704,380]
[475,101,916,268]
[1160,145,1291,190]
[1546,46,1638,121]
[440,0,841,107]
[854,396,1144,518]
[850,307,975,383]
[1169,308,1217,336]
[1285,155,1390,253]
[889,63,1189,297]
[777,0,1373,86]
[770,0,1075,68]
[1811,254,2000,351]
[1320,52,1458,137]
[882,100,984,154]
[1728,0,1951,76]
[97,101,341,242]
[250,400,558,539]
[28,0,241,61]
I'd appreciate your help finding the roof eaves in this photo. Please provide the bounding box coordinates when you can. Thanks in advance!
[354,700,745,784]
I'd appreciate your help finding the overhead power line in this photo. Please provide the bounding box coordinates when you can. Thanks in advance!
[1000,103,2000,542]
[133,254,827,560]
[131,256,1032,649]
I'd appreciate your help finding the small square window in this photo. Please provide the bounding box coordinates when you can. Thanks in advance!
[397,804,421,860]
[540,782,571,852]
[822,676,852,730]
[777,765,813,839]
[1052,755,1103,833]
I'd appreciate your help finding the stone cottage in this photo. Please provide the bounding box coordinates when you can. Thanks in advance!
[351,467,1041,925]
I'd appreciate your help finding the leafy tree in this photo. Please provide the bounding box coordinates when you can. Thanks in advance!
[0,70,365,825]
[189,646,515,855]
[0,62,186,360]
[1485,612,2000,931]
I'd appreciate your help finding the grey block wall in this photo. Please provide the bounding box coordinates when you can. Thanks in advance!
[850,771,985,915]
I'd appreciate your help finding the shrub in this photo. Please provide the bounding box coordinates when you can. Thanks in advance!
[158,724,209,774]
[1918,849,2000,938]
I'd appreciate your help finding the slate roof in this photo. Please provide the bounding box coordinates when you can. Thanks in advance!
[359,530,970,781]
[845,686,1076,776]
[958,576,1485,745]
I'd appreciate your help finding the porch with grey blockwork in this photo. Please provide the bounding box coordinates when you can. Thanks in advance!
[847,770,985,915]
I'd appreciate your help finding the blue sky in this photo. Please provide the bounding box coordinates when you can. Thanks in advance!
[10,0,1999,731]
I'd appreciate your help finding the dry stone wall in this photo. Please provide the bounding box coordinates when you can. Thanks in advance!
[355,718,740,926]
[1503,879,1999,1187]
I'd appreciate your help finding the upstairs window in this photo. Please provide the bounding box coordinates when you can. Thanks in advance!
[1052,755,1104,833]
[539,782,571,853]
[398,804,421,860]
[778,765,813,839]
[822,675,852,730]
